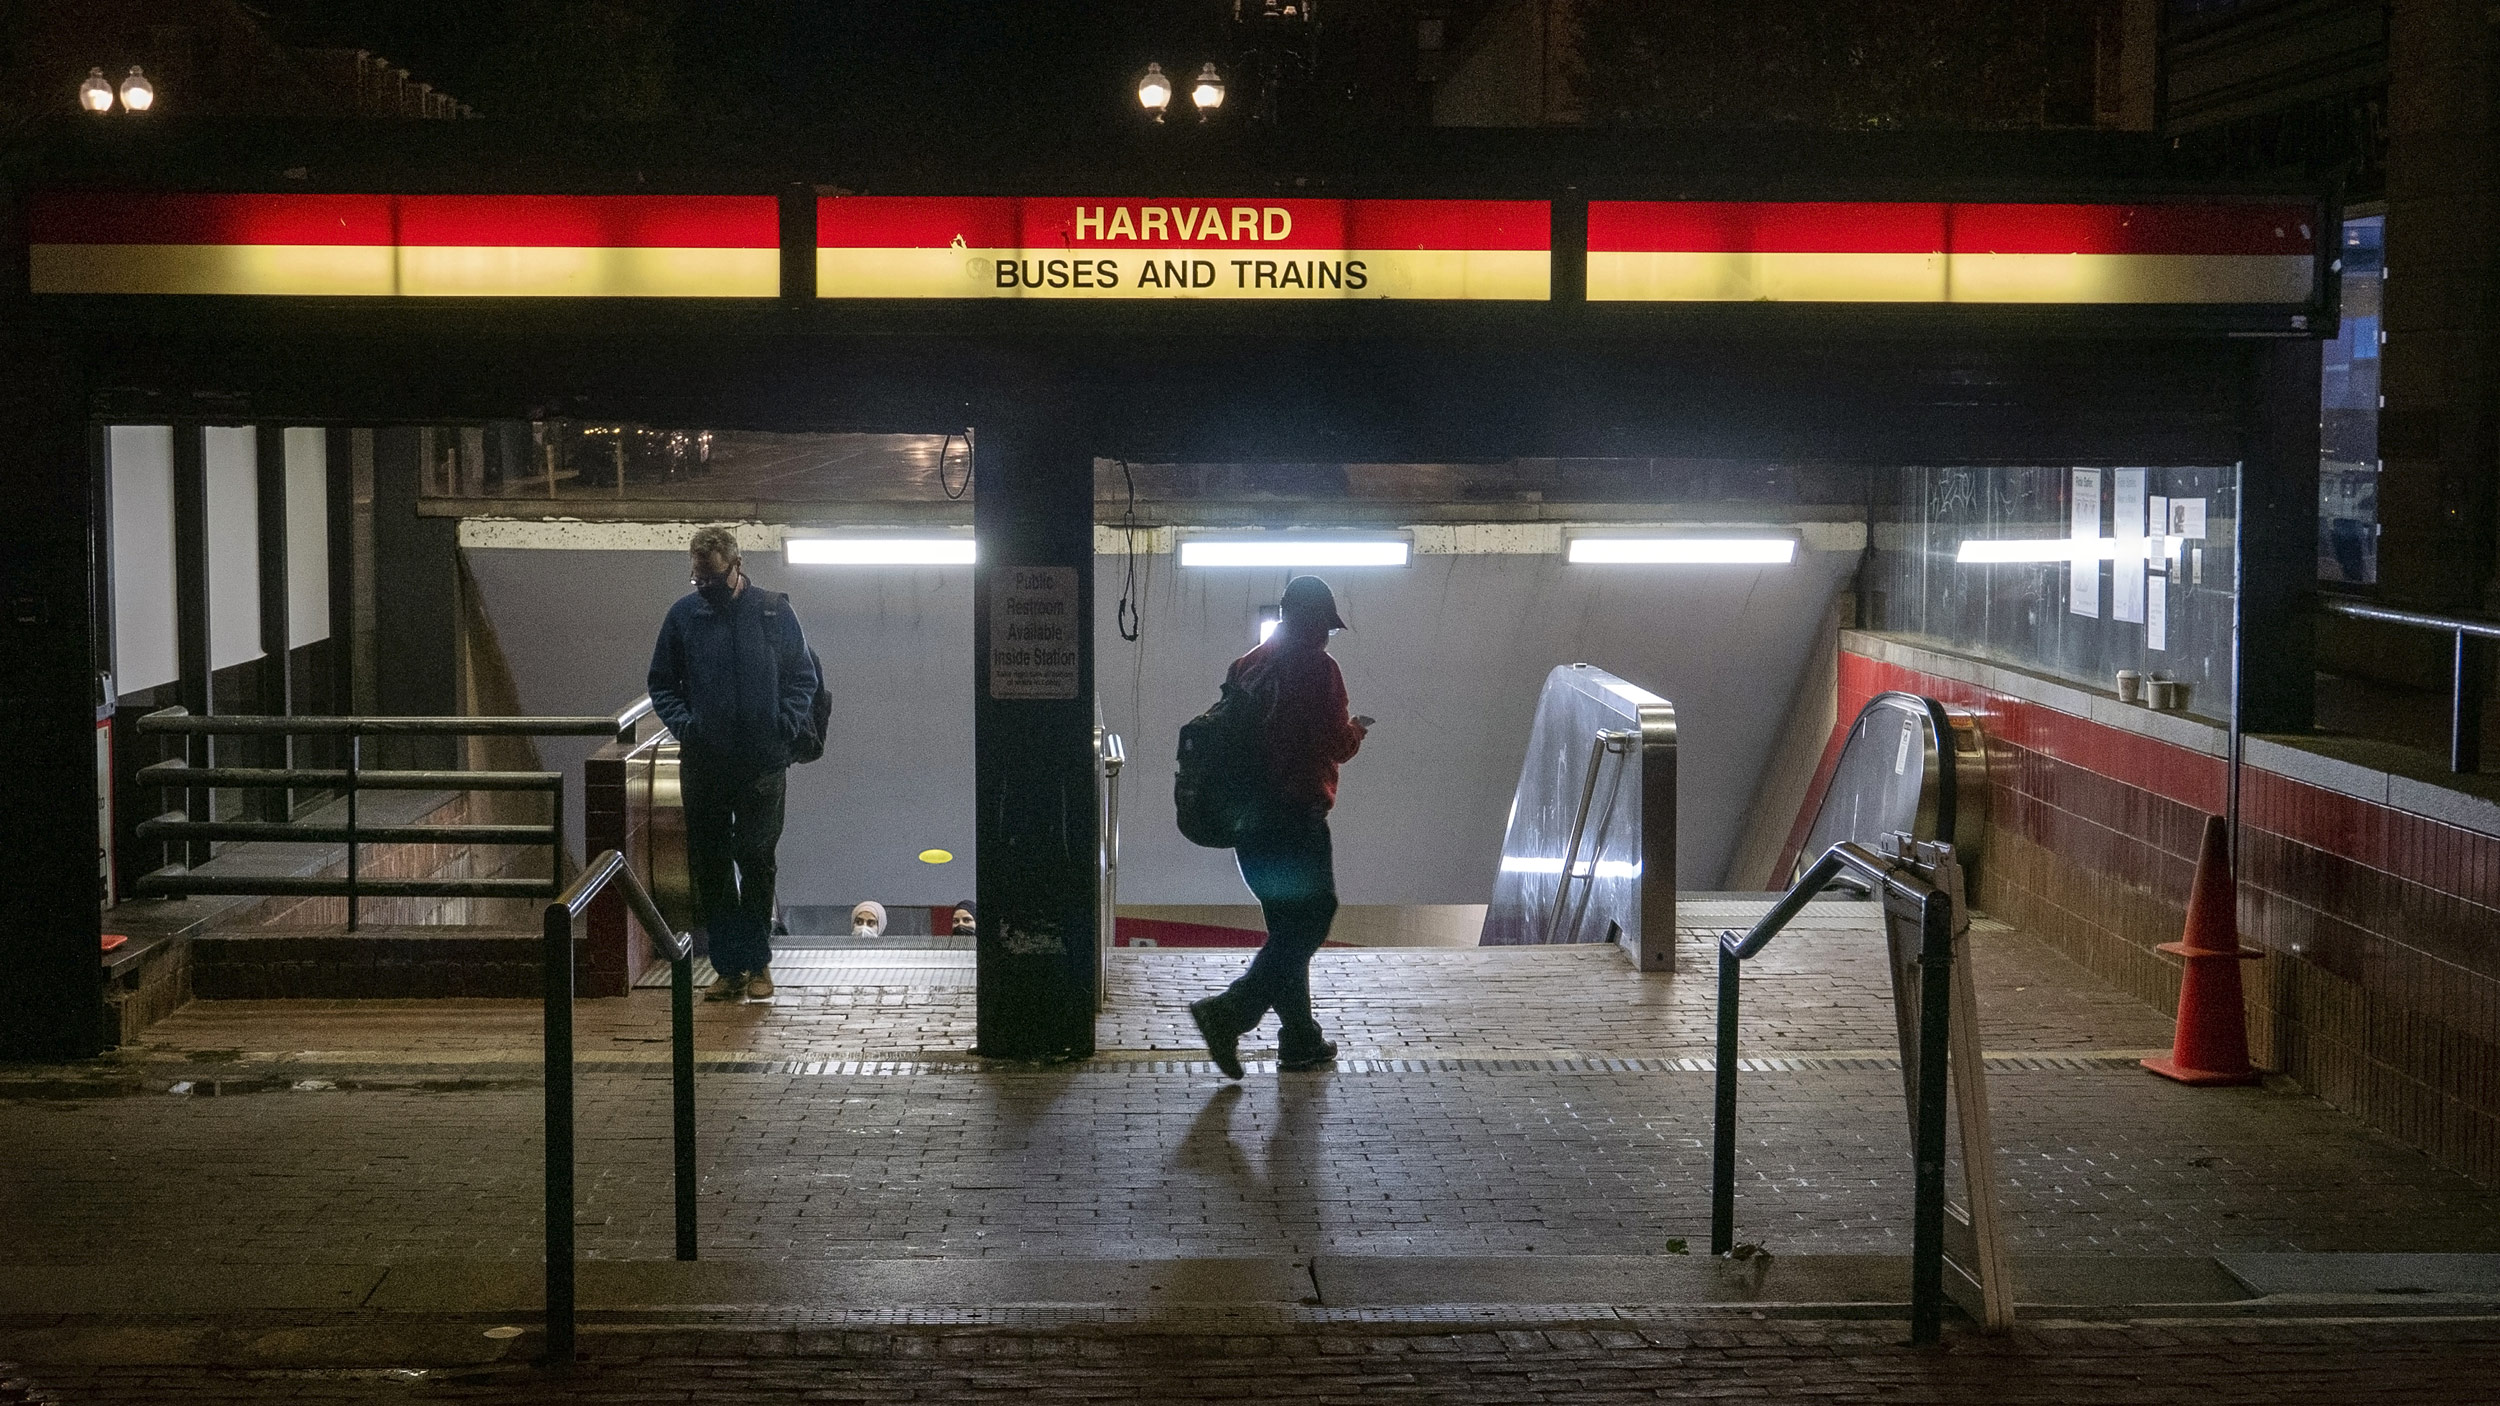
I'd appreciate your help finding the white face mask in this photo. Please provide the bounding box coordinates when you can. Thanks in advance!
[853,919,880,936]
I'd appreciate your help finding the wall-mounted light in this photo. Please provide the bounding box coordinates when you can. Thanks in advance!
[1955,537,2178,564]
[1567,536,1796,565]
[80,67,114,112]
[785,536,976,566]
[1179,536,1411,568]
[118,66,154,112]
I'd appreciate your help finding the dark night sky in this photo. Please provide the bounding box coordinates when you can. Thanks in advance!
[254,1,1248,131]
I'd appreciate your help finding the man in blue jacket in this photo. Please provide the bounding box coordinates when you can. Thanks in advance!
[648,525,818,1001]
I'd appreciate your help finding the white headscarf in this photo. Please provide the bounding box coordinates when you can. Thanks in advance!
[850,900,888,936]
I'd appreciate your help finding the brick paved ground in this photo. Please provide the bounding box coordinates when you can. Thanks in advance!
[3,911,2494,1268]
[16,1315,2500,1405]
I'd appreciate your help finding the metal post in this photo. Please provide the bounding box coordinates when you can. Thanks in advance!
[345,730,361,933]
[2453,630,2487,775]
[671,948,697,1261]
[1907,888,1957,1347]
[541,901,577,1372]
[1711,940,1741,1256]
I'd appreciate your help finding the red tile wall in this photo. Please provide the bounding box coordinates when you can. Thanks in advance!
[1824,647,2500,1183]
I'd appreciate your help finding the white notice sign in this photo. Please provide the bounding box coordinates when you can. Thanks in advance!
[2147,573,2168,652]
[2070,468,2102,619]
[988,566,1080,700]
[2113,468,2147,625]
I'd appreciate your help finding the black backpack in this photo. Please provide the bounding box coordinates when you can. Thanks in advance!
[1173,672,1275,848]
[789,646,832,764]
[766,593,834,765]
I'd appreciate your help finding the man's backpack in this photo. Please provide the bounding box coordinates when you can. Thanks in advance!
[1173,673,1274,849]
[766,592,834,766]
[789,647,833,764]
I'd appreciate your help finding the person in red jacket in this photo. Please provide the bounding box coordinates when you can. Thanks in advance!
[1190,575,1371,1077]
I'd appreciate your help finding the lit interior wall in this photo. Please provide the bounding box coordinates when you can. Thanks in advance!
[463,537,1852,908]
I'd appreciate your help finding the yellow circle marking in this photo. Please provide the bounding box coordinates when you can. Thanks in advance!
[918,849,955,865]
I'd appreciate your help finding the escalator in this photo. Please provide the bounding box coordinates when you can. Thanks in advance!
[1478,663,1678,971]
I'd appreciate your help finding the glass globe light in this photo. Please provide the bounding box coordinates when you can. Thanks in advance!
[1135,62,1171,119]
[118,66,154,112]
[80,68,115,113]
[1191,62,1225,116]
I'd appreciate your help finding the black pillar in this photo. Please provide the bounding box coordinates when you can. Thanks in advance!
[255,427,294,818]
[0,340,105,1057]
[972,420,1099,1061]
[172,426,212,864]
[370,427,462,769]
[2237,339,2324,736]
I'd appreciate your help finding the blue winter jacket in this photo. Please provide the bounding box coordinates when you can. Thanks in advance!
[646,583,817,776]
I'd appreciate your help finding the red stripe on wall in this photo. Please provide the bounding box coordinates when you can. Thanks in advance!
[394,195,779,248]
[1839,648,2500,917]
[817,196,1550,252]
[30,193,779,249]
[31,193,392,246]
[1588,201,2315,256]
[1589,201,1946,255]
[1840,653,2226,814]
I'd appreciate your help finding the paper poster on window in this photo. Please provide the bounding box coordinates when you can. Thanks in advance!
[987,566,1080,700]
[2169,497,2208,540]
[2112,468,2147,625]
[2069,468,2102,618]
[2146,573,2168,651]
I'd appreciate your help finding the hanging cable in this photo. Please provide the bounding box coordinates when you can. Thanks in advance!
[937,430,973,501]
[1115,457,1143,643]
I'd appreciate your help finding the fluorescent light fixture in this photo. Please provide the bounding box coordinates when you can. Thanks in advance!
[1955,536,2181,564]
[1567,537,1796,565]
[1498,856,1642,879]
[1179,537,1410,568]
[785,537,975,566]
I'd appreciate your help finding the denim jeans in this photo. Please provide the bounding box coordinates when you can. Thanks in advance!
[681,761,786,978]
[1221,812,1338,1046]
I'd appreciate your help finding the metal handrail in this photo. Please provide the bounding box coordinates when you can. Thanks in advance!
[2321,598,2495,773]
[542,848,695,1375]
[1096,727,1127,1010]
[1714,838,1959,1346]
[130,697,658,929]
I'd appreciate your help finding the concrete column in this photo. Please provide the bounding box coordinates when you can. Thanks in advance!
[971,421,1099,1061]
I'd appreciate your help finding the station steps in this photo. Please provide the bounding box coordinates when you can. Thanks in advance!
[188,925,587,1000]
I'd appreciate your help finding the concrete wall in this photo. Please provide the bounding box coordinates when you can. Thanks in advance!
[465,542,1854,908]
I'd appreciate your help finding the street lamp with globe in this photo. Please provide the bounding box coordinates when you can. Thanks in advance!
[1135,62,1172,121]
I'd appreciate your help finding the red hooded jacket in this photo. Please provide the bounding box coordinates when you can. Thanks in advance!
[1226,630,1366,813]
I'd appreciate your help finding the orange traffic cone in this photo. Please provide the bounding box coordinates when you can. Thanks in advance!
[2144,813,2264,1087]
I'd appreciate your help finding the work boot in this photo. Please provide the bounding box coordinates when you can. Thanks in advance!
[746,969,775,1000]
[704,969,744,1001]
[1279,1029,1338,1071]
[1189,996,1248,1080]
